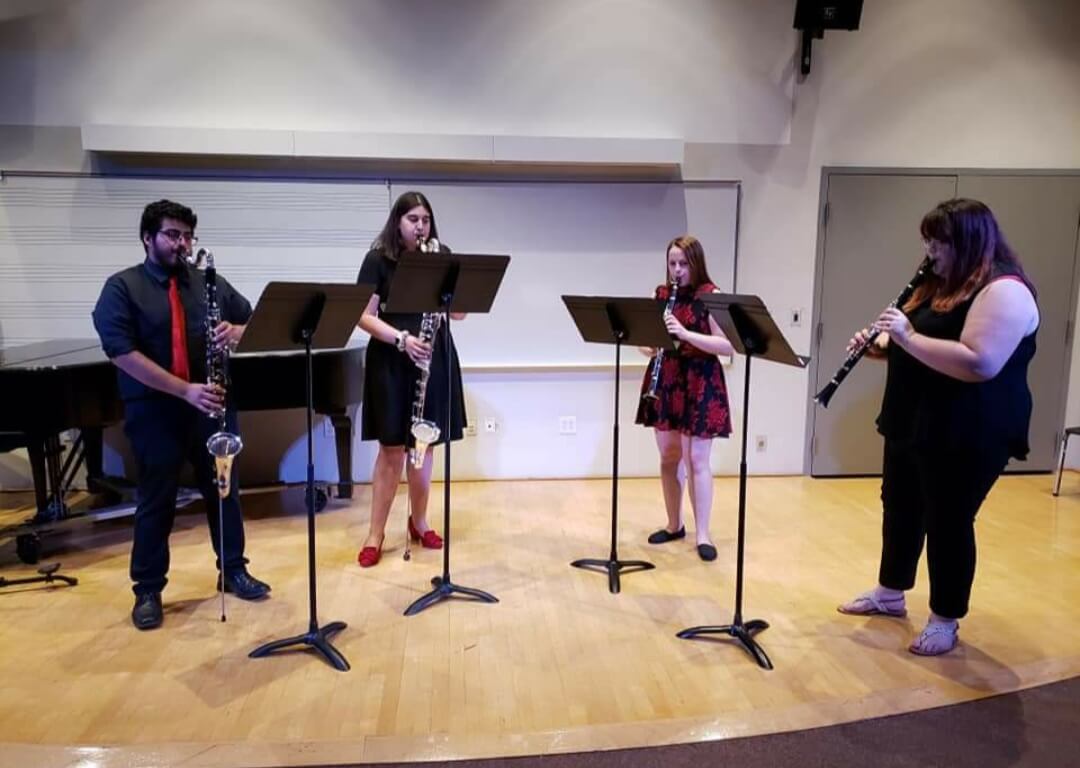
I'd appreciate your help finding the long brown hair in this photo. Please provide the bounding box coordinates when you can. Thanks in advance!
[665,235,714,291]
[372,191,440,261]
[904,198,1032,312]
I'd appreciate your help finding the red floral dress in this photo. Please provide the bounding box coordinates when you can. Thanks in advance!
[635,282,733,438]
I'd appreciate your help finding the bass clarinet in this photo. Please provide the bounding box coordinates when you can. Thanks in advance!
[813,256,932,408]
[408,235,443,470]
[197,248,244,619]
[403,235,443,561]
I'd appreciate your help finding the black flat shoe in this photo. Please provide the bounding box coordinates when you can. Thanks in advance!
[648,526,686,544]
[132,592,163,630]
[697,543,718,561]
[219,569,271,600]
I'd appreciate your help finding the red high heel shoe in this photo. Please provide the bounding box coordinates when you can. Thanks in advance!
[357,542,383,568]
[408,517,443,549]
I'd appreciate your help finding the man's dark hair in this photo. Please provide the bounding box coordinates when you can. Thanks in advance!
[139,199,197,245]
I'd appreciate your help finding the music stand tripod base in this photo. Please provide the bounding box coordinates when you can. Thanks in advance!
[676,618,773,670]
[249,620,350,671]
[404,575,499,616]
[570,557,655,595]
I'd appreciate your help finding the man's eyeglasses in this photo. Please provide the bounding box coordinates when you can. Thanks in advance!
[158,229,198,245]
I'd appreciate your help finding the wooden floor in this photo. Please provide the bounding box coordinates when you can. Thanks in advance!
[1,472,1078,768]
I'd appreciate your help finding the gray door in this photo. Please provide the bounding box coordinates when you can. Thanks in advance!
[810,174,957,476]
[956,175,1080,470]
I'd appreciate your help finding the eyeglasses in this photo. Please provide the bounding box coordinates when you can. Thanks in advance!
[158,229,198,245]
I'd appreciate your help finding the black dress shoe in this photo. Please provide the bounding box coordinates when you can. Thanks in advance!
[132,592,163,630]
[697,543,718,561]
[219,569,271,600]
[647,526,686,544]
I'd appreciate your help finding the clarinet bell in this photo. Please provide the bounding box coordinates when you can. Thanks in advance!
[813,382,837,408]
[207,431,243,498]
[409,421,440,469]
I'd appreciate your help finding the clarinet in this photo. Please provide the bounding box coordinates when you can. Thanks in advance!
[813,256,932,408]
[643,282,679,401]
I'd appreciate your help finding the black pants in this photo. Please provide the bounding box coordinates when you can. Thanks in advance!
[878,439,1009,619]
[124,398,247,596]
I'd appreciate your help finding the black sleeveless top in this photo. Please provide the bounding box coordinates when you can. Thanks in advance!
[876,272,1037,459]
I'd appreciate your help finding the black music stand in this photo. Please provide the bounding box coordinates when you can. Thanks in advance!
[385,251,510,617]
[561,296,675,594]
[675,294,808,670]
[243,282,373,672]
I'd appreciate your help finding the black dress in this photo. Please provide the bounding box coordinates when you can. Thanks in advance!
[356,247,466,447]
[635,282,733,438]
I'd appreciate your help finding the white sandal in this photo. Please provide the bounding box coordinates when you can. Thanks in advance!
[908,621,959,656]
[837,590,907,617]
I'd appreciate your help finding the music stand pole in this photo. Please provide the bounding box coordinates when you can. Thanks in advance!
[676,349,771,669]
[244,283,370,671]
[250,317,348,670]
[563,297,669,594]
[569,325,657,593]
[676,294,807,671]
[404,282,498,616]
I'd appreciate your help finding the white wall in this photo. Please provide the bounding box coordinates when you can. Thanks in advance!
[1,0,1079,486]
[682,0,1080,473]
[0,0,795,143]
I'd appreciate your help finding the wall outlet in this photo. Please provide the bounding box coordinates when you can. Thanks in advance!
[791,308,804,327]
[484,417,498,433]
[558,416,577,435]
[465,421,477,437]
[755,435,768,452]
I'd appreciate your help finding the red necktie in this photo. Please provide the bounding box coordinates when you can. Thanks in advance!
[168,275,190,381]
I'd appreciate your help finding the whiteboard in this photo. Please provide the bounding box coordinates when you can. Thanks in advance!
[0,175,738,368]
[0,174,388,348]
[390,180,738,367]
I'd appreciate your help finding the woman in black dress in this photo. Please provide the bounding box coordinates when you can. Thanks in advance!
[837,199,1039,656]
[355,191,466,567]
[636,236,734,561]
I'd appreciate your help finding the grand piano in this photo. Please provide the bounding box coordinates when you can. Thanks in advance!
[0,339,364,562]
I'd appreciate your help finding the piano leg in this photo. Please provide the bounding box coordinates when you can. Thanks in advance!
[43,433,68,522]
[26,436,49,519]
[24,432,68,524]
[82,427,106,493]
[329,412,354,499]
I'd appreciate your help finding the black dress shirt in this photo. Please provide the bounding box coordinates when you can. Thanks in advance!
[92,259,252,402]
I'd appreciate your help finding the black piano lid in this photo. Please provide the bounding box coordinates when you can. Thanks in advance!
[0,339,107,370]
[231,341,367,360]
